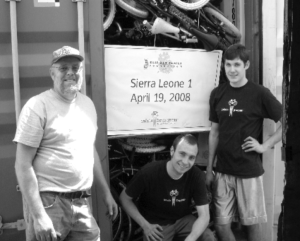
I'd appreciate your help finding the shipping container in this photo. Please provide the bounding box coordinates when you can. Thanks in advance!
[0,0,284,240]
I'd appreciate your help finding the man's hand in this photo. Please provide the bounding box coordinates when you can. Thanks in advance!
[205,171,214,192]
[34,213,57,241]
[142,223,164,241]
[103,193,118,221]
[242,136,265,153]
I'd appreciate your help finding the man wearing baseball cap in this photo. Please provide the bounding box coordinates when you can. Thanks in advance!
[14,46,118,241]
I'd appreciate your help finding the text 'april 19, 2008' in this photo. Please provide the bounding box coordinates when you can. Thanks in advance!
[130,78,192,104]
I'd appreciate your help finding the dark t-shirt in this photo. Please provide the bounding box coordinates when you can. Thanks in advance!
[125,160,208,225]
[209,81,282,178]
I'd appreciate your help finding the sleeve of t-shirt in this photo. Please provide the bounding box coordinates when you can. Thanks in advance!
[125,169,146,199]
[192,168,209,206]
[209,88,219,123]
[261,87,282,122]
[13,97,45,148]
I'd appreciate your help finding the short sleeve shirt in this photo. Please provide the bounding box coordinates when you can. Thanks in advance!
[209,81,282,178]
[125,160,208,225]
[13,90,98,192]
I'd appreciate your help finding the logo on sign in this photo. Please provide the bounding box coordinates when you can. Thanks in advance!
[144,52,182,73]
[151,111,159,127]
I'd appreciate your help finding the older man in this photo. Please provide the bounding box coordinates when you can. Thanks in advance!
[14,46,117,241]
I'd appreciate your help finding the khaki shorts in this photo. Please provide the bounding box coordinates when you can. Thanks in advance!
[212,172,267,226]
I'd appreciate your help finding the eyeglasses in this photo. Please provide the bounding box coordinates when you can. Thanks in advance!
[52,65,83,74]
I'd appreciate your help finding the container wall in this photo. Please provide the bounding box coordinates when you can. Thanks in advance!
[262,0,284,240]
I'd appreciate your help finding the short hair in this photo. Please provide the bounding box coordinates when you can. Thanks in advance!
[223,44,250,64]
[172,134,198,151]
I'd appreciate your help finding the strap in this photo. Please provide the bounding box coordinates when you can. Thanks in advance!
[0,216,26,235]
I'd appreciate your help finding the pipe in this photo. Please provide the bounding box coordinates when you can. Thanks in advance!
[75,0,86,95]
[9,0,21,121]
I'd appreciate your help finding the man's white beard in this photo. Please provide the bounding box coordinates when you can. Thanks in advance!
[69,84,80,91]
[64,81,81,93]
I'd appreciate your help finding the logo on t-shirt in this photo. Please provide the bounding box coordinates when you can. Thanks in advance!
[221,99,243,116]
[163,189,186,206]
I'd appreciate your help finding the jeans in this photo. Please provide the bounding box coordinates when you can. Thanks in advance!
[143,215,216,241]
[23,192,100,241]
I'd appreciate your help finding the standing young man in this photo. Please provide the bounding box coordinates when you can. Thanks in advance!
[206,44,282,241]
[120,134,215,241]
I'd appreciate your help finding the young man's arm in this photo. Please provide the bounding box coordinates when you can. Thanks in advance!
[120,190,163,241]
[242,119,282,153]
[93,148,118,220]
[15,143,57,241]
[185,204,210,241]
[206,122,219,190]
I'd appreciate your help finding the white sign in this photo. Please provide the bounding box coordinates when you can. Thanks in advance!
[105,45,222,135]
[34,0,60,7]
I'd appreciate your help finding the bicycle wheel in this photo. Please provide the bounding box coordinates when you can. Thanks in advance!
[110,168,139,194]
[112,206,123,241]
[118,206,133,241]
[170,0,210,11]
[103,0,116,31]
[111,187,123,241]
[110,170,137,241]
[203,5,241,40]
[115,0,149,19]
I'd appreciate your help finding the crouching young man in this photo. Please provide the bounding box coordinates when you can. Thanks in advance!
[120,134,215,241]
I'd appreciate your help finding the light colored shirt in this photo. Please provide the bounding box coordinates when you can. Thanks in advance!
[13,89,98,192]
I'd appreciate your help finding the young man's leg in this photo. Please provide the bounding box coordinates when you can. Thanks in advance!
[245,223,262,241]
[173,215,215,241]
[212,173,238,241]
[143,223,176,241]
[214,223,235,241]
[198,227,216,241]
[236,175,267,241]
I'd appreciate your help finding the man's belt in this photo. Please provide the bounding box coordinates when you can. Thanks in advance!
[42,190,91,199]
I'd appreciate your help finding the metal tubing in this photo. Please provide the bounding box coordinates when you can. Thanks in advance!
[9,0,21,121]
[76,1,86,95]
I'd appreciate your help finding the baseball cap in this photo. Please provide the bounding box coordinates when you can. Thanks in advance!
[51,46,84,64]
